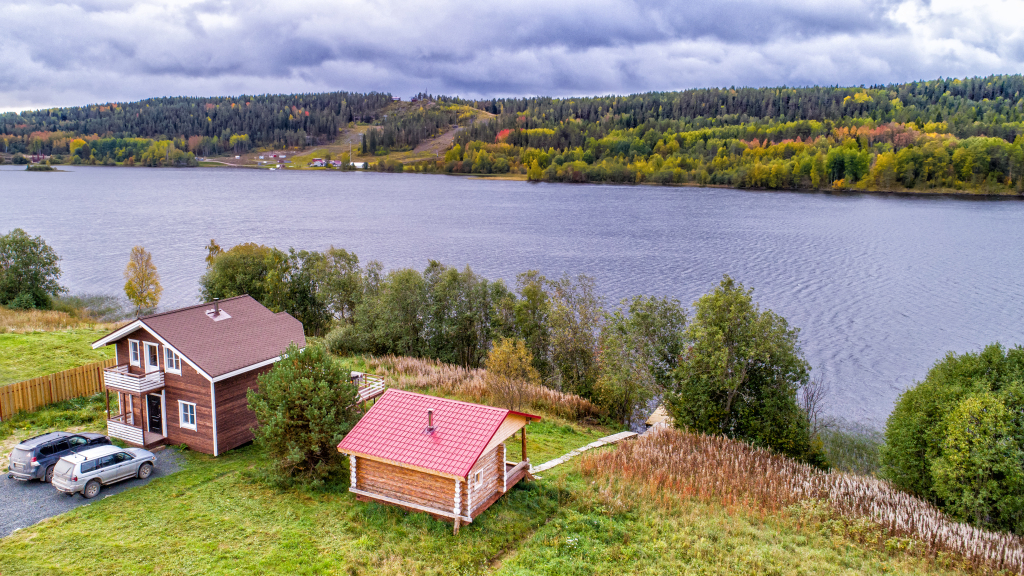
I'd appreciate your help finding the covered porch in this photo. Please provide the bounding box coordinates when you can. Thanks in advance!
[102,364,167,449]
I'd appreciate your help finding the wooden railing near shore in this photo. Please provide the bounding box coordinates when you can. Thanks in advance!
[0,358,116,421]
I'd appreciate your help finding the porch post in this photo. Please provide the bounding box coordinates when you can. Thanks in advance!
[104,386,110,420]
[521,426,527,464]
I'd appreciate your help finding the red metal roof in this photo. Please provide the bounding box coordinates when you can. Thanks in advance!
[337,389,540,479]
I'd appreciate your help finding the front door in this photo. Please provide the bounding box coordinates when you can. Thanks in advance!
[147,395,162,434]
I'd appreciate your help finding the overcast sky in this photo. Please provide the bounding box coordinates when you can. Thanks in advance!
[2,0,1023,112]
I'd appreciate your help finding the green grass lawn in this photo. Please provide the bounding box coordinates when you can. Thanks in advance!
[0,394,968,576]
[0,345,977,575]
[0,329,114,385]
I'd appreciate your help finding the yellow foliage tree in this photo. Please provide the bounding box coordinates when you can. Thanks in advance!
[124,246,162,317]
[485,337,540,411]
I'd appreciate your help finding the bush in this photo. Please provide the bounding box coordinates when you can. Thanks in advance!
[11,154,29,165]
[247,344,361,486]
[880,343,1024,534]
[8,293,36,310]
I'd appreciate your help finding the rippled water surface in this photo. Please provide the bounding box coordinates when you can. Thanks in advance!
[3,166,1023,426]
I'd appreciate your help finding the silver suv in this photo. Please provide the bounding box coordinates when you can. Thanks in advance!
[51,445,156,499]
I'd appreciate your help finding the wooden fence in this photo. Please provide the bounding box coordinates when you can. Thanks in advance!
[0,358,116,421]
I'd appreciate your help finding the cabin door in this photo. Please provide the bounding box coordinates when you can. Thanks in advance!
[147,395,163,434]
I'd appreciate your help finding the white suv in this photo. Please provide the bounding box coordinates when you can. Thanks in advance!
[51,445,156,499]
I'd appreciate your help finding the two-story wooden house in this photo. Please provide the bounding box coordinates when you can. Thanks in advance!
[91,295,305,455]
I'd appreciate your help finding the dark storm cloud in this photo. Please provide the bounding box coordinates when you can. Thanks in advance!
[0,0,1022,111]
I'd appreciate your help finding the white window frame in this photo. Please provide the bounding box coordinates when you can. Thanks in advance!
[178,401,197,431]
[471,470,482,489]
[144,342,160,372]
[164,347,182,375]
[128,340,141,367]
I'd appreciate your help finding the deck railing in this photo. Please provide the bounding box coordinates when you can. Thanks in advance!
[103,364,164,394]
[107,413,144,445]
[351,372,386,403]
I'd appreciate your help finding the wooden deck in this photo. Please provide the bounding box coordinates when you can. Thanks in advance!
[352,372,386,405]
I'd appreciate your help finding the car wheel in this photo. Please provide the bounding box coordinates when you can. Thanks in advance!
[137,463,153,479]
[43,465,55,483]
[82,480,101,499]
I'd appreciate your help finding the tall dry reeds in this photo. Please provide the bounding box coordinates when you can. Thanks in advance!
[0,308,116,333]
[581,426,1024,574]
[364,355,603,421]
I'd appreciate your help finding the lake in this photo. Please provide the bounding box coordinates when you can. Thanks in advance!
[2,165,1023,427]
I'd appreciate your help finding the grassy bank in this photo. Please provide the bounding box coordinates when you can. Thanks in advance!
[0,329,113,385]
[0,350,1007,574]
[0,430,974,575]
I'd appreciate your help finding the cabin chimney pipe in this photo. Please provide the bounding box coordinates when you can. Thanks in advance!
[214,298,219,316]
[427,409,434,429]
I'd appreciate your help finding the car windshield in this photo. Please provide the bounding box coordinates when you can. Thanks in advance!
[54,459,75,478]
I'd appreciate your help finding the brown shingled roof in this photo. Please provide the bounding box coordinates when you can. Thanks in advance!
[138,295,305,379]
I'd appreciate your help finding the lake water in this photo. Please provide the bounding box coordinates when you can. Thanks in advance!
[3,165,1023,427]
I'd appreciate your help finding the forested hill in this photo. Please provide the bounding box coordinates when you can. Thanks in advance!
[466,75,1024,142]
[0,91,394,148]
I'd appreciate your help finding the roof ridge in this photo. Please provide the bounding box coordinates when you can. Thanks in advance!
[139,294,252,321]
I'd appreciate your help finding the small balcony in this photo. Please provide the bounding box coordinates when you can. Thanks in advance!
[107,413,165,448]
[103,364,164,394]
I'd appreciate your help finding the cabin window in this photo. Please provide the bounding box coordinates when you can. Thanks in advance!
[472,470,482,488]
[179,401,197,431]
[128,340,141,367]
[164,348,182,375]
[145,343,159,372]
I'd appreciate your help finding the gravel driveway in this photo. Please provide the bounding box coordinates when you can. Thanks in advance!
[0,446,184,538]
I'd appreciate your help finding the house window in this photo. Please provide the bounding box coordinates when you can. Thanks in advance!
[145,343,159,372]
[471,470,482,488]
[179,401,197,431]
[128,340,140,367]
[164,348,182,374]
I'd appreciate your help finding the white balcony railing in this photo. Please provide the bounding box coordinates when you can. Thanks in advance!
[103,364,164,394]
[107,414,144,445]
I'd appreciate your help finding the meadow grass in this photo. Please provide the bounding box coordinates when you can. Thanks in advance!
[581,426,1024,574]
[0,384,994,575]
[365,355,604,422]
[0,328,114,385]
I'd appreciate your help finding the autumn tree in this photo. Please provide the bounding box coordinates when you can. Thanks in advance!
[205,239,222,268]
[485,337,540,411]
[123,245,162,316]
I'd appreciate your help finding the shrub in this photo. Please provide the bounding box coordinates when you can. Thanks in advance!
[247,344,361,486]
[880,343,1024,534]
[8,293,36,310]
[11,154,29,165]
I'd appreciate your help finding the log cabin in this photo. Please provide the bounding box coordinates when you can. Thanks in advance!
[91,295,305,455]
[337,389,541,534]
